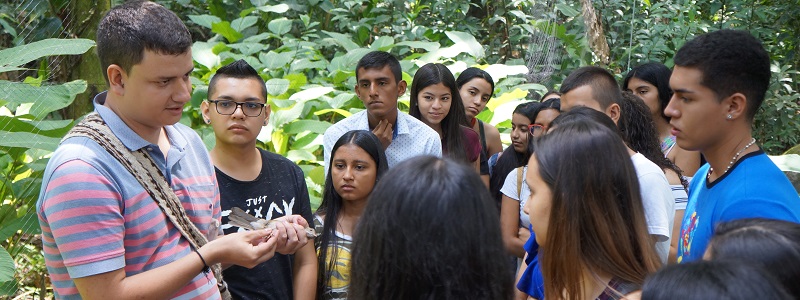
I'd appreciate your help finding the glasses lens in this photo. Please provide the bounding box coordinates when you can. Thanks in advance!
[215,100,235,115]
[530,125,544,136]
[242,102,263,117]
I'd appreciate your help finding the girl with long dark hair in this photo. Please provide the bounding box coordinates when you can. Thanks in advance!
[314,130,388,300]
[457,67,503,160]
[410,63,481,172]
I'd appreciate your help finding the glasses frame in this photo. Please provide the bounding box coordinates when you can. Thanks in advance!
[529,124,548,137]
[208,100,266,117]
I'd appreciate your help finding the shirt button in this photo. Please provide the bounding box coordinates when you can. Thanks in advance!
[147,147,153,151]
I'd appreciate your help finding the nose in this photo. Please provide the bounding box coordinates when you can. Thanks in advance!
[511,127,520,139]
[432,99,443,110]
[342,166,355,180]
[368,83,379,96]
[174,76,192,104]
[231,103,246,118]
[664,95,679,118]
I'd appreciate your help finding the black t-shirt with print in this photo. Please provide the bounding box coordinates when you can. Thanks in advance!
[218,149,313,300]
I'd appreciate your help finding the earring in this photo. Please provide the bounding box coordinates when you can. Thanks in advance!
[205,119,210,124]
[726,114,733,120]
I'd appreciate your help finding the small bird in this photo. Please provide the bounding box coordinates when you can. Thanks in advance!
[228,207,317,238]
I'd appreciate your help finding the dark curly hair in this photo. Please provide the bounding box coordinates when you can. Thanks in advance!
[618,91,688,188]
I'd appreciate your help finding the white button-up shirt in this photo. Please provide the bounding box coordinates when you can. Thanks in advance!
[323,109,442,174]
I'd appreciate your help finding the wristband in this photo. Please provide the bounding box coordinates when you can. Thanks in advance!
[194,249,210,274]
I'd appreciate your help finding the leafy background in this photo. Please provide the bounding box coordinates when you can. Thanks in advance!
[1,0,799,298]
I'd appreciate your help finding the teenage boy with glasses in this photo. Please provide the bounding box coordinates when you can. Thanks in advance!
[201,59,317,300]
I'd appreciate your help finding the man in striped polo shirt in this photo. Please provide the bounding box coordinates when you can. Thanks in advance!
[36,2,309,299]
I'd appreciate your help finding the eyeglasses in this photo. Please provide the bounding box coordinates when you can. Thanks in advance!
[529,124,548,137]
[208,100,266,117]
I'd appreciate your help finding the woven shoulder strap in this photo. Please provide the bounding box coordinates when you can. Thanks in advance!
[64,112,231,299]
[516,166,524,197]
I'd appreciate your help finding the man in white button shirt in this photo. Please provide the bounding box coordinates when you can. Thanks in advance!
[323,51,442,173]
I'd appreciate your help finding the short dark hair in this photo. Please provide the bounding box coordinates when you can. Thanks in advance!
[96,1,192,83]
[316,130,389,297]
[674,29,771,120]
[641,260,792,300]
[355,51,402,83]
[551,106,620,137]
[349,156,513,300]
[559,66,622,109]
[708,218,800,299]
[456,67,495,98]
[208,59,267,100]
[622,62,673,122]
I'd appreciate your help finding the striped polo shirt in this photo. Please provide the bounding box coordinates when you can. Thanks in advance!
[37,92,222,299]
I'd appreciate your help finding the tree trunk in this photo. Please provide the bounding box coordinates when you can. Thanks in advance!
[580,0,610,66]
[59,0,110,120]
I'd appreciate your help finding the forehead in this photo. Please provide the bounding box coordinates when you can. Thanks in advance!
[130,49,193,78]
[512,113,532,124]
[462,78,492,92]
[333,143,373,162]
[627,77,656,89]
[561,85,602,111]
[670,66,705,90]
[420,83,450,94]
[356,65,396,82]
[209,77,266,101]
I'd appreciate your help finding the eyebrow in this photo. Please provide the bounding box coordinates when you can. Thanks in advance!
[672,88,694,94]
[359,77,391,83]
[215,95,263,102]
[423,91,451,96]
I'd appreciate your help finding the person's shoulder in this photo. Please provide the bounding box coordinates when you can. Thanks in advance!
[327,110,367,131]
[260,148,304,174]
[482,121,501,137]
[402,112,438,138]
[631,153,665,176]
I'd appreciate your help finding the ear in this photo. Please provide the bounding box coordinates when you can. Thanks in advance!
[107,64,126,96]
[397,80,407,97]
[200,100,211,123]
[606,103,621,125]
[263,104,271,126]
[724,92,747,121]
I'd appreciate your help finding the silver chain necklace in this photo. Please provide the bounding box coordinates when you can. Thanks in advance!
[708,138,756,180]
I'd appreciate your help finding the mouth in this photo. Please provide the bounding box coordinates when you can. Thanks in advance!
[428,112,444,119]
[228,124,249,132]
[340,184,355,192]
[468,107,479,115]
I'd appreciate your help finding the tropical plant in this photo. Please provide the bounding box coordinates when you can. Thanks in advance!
[0,38,93,298]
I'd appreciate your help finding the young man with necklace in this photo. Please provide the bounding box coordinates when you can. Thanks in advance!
[667,29,800,263]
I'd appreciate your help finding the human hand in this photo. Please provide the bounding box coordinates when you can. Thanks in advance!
[227,207,316,238]
[518,226,531,243]
[372,119,393,150]
[204,229,278,269]
[271,215,310,255]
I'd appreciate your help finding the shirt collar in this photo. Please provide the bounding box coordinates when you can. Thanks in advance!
[359,109,410,136]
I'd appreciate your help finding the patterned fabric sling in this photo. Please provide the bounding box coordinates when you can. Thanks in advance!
[64,112,232,300]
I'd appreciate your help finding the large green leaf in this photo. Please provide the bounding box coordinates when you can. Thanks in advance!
[283,120,331,134]
[0,131,62,151]
[0,80,86,119]
[268,18,292,36]
[231,16,258,32]
[257,4,290,13]
[266,78,290,96]
[0,213,39,242]
[0,38,94,71]
[187,14,221,29]
[0,247,12,283]
[212,21,243,43]
[321,31,360,51]
[0,117,73,138]
[445,31,485,58]
[289,86,334,102]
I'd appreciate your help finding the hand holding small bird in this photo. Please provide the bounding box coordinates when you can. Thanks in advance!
[228,207,315,255]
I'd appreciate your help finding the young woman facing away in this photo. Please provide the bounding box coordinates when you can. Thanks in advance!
[524,118,661,300]
[410,63,482,173]
[623,62,701,177]
[349,156,514,300]
[314,130,389,300]
[617,91,688,264]
[498,99,560,259]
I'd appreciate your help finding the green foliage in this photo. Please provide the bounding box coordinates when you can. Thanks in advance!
[0,38,92,298]
[181,1,540,207]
